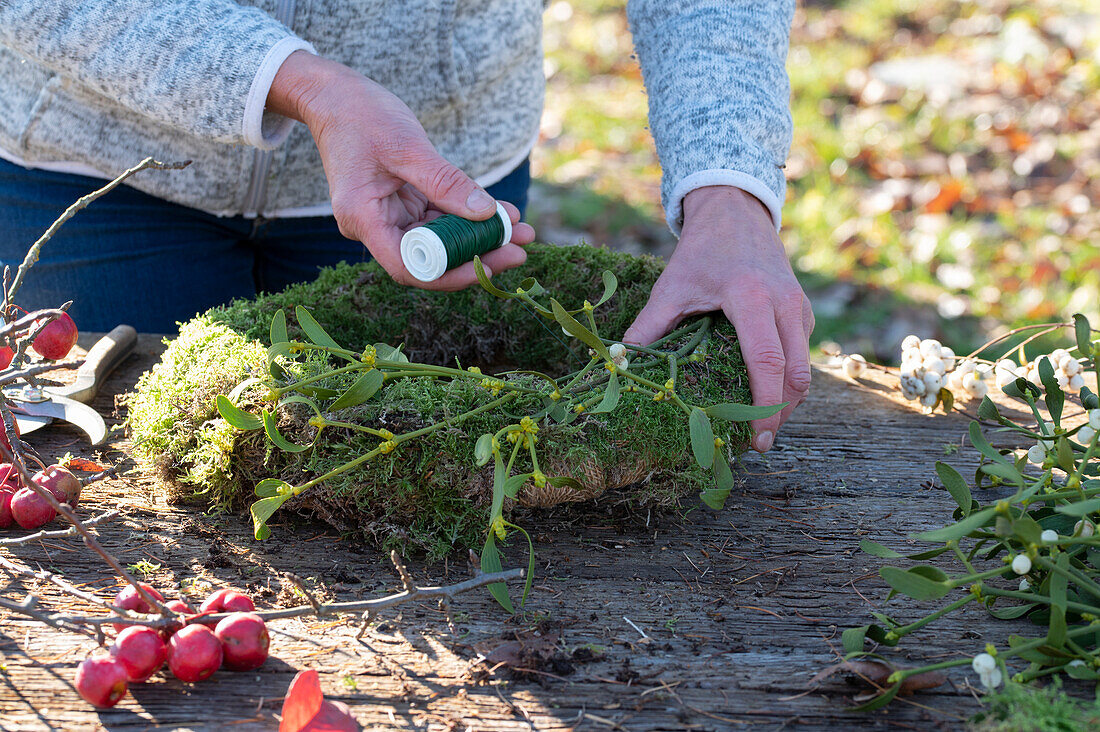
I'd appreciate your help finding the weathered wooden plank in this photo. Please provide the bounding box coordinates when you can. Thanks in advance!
[0,337,1069,730]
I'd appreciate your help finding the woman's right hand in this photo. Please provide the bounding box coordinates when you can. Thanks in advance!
[266,51,535,290]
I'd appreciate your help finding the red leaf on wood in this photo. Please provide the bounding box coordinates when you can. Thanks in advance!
[279,670,360,732]
[280,670,323,732]
[304,701,360,732]
[62,457,106,472]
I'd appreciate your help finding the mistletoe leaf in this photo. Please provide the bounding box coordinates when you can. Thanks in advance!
[216,395,262,431]
[263,409,314,453]
[474,257,517,300]
[481,534,514,613]
[594,270,618,307]
[475,434,495,467]
[550,299,611,362]
[590,372,620,413]
[935,462,972,516]
[329,369,384,411]
[689,407,715,468]
[295,306,341,350]
[270,308,288,345]
[254,478,291,498]
[704,402,785,422]
[699,455,734,510]
[250,495,288,541]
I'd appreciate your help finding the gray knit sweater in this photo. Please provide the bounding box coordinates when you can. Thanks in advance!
[0,0,793,233]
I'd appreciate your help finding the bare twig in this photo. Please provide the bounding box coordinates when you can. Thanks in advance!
[0,595,99,641]
[6,158,190,305]
[0,359,83,386]
[0,554,122,613]
[0,561,524,632]
[0,510,120,545]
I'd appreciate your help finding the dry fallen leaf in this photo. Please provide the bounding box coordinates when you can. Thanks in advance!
[810,659,946,696]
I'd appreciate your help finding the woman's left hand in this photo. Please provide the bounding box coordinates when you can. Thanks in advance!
[623,186,813,452]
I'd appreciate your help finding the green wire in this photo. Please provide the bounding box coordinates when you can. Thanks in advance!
[423,213,505,273]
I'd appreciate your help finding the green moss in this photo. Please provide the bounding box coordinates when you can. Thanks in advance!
[971,680,1100,731]
[127,243,752,556]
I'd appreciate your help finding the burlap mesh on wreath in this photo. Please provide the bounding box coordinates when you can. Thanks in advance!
[127,244,752,556]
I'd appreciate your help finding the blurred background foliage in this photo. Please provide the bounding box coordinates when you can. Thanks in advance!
[530,0,1100,363]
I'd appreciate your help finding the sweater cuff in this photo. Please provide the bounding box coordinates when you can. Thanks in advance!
[667,169,784,236]
[243,37,316,149]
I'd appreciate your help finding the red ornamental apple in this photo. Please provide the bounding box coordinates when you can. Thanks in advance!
[0,486,15,528]
[111,626,168,682]
[168,624,223,682]
[0,462,19,485]
[112,582,165,632]
[75,656,129,708]
[31,312,78,360]
[200,588,255,615]
[33,464,81,508]
[10,487,56,529]
[165,599,195,615]
[215,612,270,671]
[160,599,196,639]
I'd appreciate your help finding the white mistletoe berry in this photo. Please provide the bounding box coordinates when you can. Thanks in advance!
[843,354,867,379]
[979,666,1003,690]
[1061,355,1081,376]
[1068,373,1085,392]
[1089,410,1100,430]
[962,372,988,400]
[923,356,947,375]
[902,335,921,352]
[1075,520,1096,538]
[940,346,956,371]
[900,371,927,399]
[608,343,626,360]
[919,339,943,358]
[1011,554,1032,575]
[972,653,996,674]
[1041,529,1058,544]
[1078,425,1096,445]
[1027,444,1047,464]
[956,359,977,377]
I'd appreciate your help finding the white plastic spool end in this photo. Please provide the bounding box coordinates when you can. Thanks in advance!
[401,203,511,283]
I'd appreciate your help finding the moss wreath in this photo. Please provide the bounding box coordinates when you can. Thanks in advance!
[127,244,763,559]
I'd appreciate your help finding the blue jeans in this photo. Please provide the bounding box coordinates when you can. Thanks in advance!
[0,158,530,333]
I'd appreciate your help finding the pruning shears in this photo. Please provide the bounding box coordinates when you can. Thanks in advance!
[6,325,136,445]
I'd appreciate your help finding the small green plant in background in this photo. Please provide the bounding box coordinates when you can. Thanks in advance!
[848,314,1100,709]
[127,560,163,579]
[215,258,780,611]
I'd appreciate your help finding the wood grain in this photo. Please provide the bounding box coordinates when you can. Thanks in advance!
[0,337,1076,730]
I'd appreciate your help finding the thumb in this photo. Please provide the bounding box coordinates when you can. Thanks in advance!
[624,294,681,347]
[389,139,496,219]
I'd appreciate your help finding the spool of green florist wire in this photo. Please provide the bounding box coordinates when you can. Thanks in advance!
[400,202,512,282]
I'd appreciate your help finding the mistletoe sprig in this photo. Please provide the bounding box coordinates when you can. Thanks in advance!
[847,313,1100,710]
[218,257,782,610]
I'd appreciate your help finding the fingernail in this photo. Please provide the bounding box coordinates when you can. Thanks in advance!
[754,431,774,452]
[466,189,494,214]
